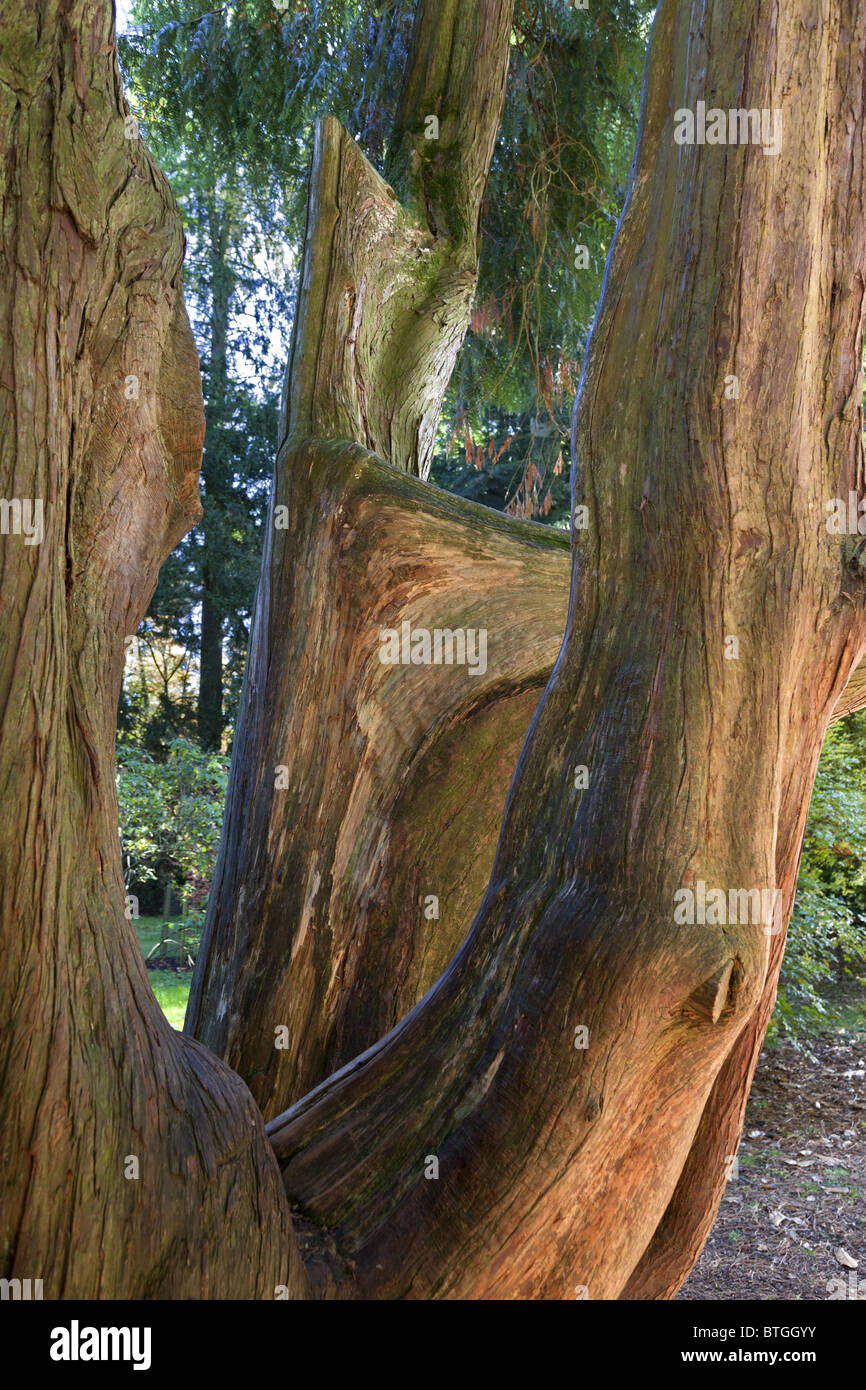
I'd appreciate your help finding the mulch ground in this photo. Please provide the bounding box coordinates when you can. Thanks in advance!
[678,1028,866,1300]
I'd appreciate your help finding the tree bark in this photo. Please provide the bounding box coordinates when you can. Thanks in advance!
[186,441,570,1110]
[199,0,866,1301]
[197,193,234,751]
[7,0,866,1305]
[188,0,522,1109]
[0,0,305,1299]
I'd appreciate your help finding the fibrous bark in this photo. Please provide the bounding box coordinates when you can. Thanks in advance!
[188,0,524,1110]
[0,0,304,1298]
[6,0,866,1305]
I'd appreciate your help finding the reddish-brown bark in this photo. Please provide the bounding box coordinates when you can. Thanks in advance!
[5,0,866,1304]
[252,0,866,1300]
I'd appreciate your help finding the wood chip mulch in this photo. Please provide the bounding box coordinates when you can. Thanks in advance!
[678,1028,866,1300]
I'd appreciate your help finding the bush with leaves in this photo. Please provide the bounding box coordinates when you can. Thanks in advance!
[116,738,229,962]
[771,713,866,1042]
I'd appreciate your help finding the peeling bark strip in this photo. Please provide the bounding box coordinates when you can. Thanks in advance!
[0,0,304,1298]
[257,0,866,1301]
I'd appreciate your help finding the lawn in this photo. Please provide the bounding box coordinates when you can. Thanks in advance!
[134,915,192,1030]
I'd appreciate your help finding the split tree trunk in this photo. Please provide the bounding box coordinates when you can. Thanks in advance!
[194,0,866,1301]
[187,0,524,1109]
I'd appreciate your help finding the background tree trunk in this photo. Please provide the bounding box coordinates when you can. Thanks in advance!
[0,0,304,1299]
[197,192,234,750]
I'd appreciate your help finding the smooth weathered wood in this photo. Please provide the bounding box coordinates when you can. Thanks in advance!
[186,440,570,1111]
[282,0,513,479]
[830,655,866,722]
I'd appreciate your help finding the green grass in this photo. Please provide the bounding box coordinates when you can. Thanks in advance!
[135,915,192,1031]
[135,915,165,956]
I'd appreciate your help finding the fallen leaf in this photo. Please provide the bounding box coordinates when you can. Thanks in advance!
[835,1247,859,1269]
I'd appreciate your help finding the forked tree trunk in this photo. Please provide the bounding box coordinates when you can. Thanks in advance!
[5,0,866,1304]
[194,0,866,1301]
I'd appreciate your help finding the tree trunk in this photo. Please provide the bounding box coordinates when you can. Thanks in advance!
[187,0,522,1108]
[0,0,305,1299]
[197,196,233,750]
[196,0,866,1301]
[7,0,866,1304]
[198,561,223,749]
[186,440,571,1109]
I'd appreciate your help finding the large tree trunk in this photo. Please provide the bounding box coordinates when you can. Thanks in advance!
[0,0,305,1299]
[194,0,866,1301]
[6,0,866,1304]
[187,0,524,1108]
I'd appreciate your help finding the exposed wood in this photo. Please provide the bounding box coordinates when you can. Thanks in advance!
[186,441,570,1111]
[190,0,521,1110]
[282,0,512,479]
